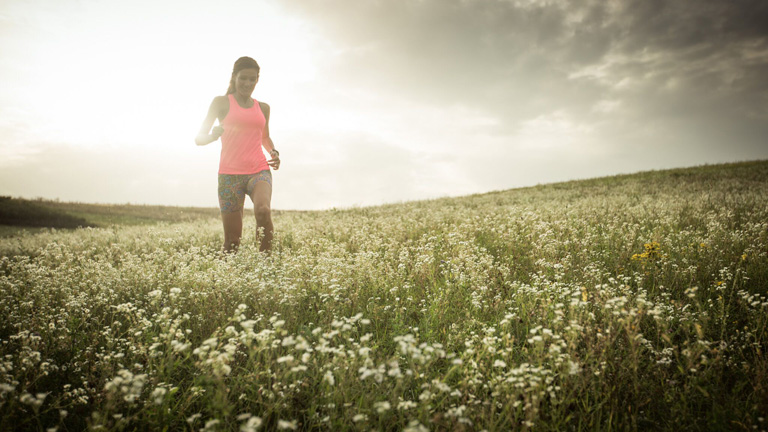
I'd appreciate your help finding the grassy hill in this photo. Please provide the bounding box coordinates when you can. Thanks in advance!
[0,160,766,431]
[0,196,95,229]
[0,196,221,237]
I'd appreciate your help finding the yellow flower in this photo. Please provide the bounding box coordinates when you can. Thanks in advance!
[644,242,661,259]
[633,242,660,263]
[644,242,660,251]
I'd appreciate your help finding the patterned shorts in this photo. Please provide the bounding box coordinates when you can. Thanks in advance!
[218,170,272,213]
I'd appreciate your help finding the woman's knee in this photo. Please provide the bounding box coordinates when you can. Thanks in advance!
[254,204,271,220]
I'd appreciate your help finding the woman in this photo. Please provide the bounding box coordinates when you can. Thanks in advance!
[196,56,280,253]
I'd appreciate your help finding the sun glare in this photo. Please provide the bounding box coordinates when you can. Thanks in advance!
[4,0,323,155]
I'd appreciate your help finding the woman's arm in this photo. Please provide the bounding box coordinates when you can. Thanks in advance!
[260,102,280,170]
[195,96,227,146]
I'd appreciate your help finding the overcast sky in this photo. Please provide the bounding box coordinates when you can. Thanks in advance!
[1,0,766,210]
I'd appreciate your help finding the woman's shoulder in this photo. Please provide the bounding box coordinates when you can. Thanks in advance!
[258,101,270,115]
[205,95,230,121]
[211,95,230,114]
[212,95,230,106]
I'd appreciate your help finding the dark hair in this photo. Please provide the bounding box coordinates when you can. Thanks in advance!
[226,56,260,94]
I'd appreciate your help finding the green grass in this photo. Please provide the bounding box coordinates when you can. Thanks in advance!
[0,197,221,237]
[0,196,94,230]
[0,160,767,431]
[0,225,50,238]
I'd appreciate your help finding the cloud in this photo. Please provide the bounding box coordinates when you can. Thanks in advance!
[2,0,766,209]
[285,0,768,142]
[0,136,451,211]
[277,131,460,209]
[0,143,218,207]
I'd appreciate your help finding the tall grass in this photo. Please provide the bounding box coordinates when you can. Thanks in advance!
[1,161,766,431]
[0,196,220,234]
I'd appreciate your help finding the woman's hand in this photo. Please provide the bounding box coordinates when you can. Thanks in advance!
[195,125,224,146]
[196,96,227,146]
[268,150,280,170]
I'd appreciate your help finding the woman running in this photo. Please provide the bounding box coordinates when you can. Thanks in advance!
[195,56,280,253]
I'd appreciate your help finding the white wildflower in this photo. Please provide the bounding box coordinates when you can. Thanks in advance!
[20,392,46,409]
[151,387,167,405]
[240,416,262,432]
[203,419,220,431]
[404,420,429,432]
[374,401,391,413]
[272,320,286,328]
[324,370,335,386]
[241,320,257,331]
[277,419,297,430]
[171,340,191,353]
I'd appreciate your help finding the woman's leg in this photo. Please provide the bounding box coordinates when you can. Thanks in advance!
[248,172,273,252]
[218,174,247,253]
[221,210,243,253]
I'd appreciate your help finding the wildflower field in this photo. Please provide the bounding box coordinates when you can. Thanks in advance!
[1,161,767,431]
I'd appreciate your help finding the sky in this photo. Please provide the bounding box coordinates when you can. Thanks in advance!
[1,0,767,210]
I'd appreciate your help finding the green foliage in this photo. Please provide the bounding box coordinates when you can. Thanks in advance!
[0,196,94,229]
[0,161,767,431]
[0,197,221,236]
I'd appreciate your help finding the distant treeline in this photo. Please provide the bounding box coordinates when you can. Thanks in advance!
[0,197,221,231]
[0,196,95,228]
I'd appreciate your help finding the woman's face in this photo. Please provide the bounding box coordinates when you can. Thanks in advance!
[235,68,259,97]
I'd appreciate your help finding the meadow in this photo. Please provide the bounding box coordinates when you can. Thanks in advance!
[0,197,220,237]
[1,161,766,431]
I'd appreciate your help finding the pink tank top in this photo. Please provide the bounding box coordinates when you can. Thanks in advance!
[218,94,268,174]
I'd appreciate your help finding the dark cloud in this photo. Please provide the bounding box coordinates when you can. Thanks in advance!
[2,0,766,210]
[286,0,768,141]
[617,0,768,53]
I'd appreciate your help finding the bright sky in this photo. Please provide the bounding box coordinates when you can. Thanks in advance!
[1,0,767,210]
